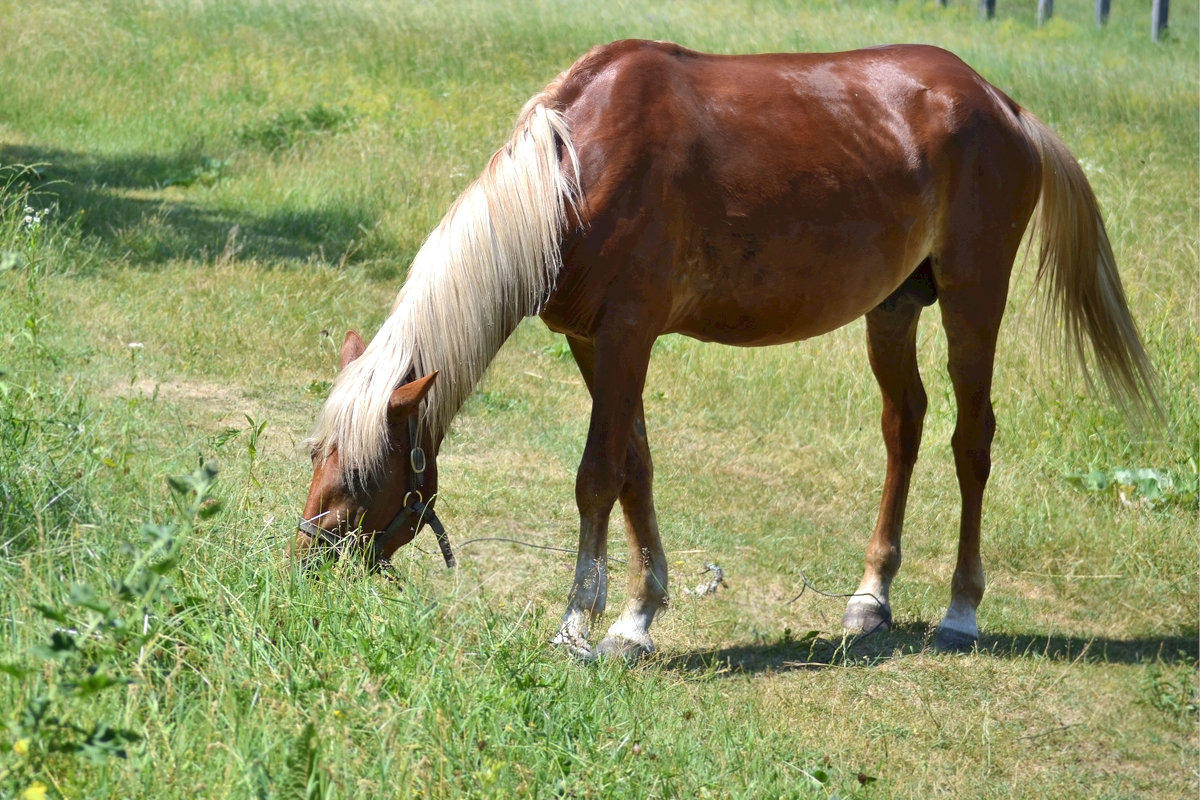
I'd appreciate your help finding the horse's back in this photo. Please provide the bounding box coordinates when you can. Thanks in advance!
[557,40,1024,180]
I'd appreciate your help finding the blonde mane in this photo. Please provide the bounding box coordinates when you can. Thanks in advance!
[306,99,581,484]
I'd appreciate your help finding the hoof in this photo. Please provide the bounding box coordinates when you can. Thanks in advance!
[842,602,892,636]
[550,631,597,662]
[933,625,978,653]
[595,634,654,663]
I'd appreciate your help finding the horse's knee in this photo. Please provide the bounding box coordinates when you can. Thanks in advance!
[575,458,623,514]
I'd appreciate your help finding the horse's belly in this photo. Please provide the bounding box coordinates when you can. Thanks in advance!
[666,230,925,346]
[668,288,876,346]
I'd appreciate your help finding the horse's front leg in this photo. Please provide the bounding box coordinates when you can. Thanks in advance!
[552,331,659,660]
[595,408,667,660]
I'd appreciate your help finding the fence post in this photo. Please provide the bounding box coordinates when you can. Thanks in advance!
[1096,0,1110,25]
[1152,0,1169,41]
[1038,0,1054,25]
[980,0,995,20]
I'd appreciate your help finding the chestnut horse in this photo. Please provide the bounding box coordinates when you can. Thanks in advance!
[297,41,1157,658]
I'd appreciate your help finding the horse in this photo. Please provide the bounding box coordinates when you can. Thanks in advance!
[295,40,1158,659]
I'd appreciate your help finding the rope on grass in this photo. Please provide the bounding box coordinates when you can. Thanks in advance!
[456,536,581,557]
[415,536,627,565]
[786,571,885,610]
[415,539,884,610]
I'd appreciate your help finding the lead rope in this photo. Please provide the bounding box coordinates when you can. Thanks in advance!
[414,500,456,567]
[407,415,455,569]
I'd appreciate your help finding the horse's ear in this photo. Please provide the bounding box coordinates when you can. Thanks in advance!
[387,371,439,423]
[340,330,366,370]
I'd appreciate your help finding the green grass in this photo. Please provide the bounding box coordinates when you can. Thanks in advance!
[1,1,1196,797]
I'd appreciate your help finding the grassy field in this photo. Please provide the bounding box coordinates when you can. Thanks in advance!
[0,0,1196,797]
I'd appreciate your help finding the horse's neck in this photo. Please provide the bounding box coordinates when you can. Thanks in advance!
[385,101,577,444]
[391,240,534,446]
[313,101,575,488]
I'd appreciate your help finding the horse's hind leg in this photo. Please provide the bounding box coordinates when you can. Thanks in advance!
[930,282,1008,652]
[844,292,928,634]
[928,205,1034,649]
[552,333,666,660]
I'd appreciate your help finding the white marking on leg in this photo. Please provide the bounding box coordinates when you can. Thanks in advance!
[551,556,607,654]
[595,546,666,658]
[602,610,655,652]
[937,597,979,640]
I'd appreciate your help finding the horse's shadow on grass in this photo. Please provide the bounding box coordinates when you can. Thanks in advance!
[663,623,1199,674]
[1,143,395,272]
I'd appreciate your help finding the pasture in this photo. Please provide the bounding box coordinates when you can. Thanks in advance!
[1,0,1196,797]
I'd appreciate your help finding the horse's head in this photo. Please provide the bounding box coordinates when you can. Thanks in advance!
[294,331,454,569]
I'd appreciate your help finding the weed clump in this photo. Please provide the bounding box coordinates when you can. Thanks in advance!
[238,103,360,153]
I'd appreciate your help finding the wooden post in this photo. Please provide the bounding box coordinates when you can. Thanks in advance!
[1038,0,1054,25]
[1152,0,1169,41]
[980,0,995,20]
[1096,0,1110,26]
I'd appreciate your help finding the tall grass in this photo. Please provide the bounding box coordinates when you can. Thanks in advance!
[0,1,1196,797]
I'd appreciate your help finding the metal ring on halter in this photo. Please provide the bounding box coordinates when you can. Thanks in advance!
[410,447,426,474]
[403,490,423,508]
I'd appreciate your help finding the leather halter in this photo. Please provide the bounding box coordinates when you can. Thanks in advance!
[297,416,456,568]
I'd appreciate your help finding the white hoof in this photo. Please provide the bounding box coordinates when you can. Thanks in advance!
[843,596,893,635]
[596,634,654,662]
[934,600,979,652]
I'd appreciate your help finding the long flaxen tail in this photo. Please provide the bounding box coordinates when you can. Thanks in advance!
[1015,110,1162,423]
